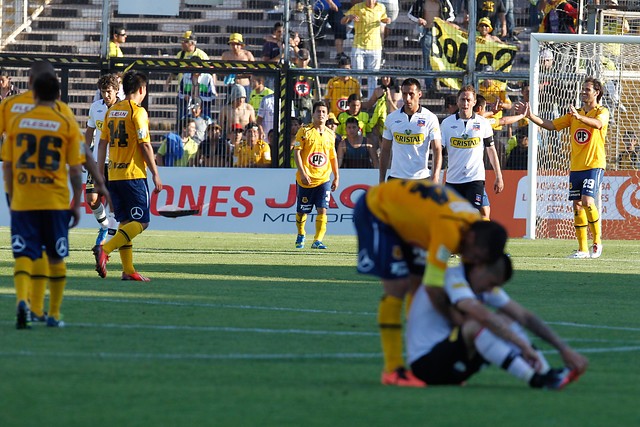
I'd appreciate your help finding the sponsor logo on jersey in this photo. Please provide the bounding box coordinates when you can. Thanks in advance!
[574,128,591,145]
[109,110,128,118]
[472,122,480,131]
[18,118,60,131]
[10,103,34,113]
[137,127,149,139]
[96,119,104,130]
[450,137,481,148]
[417,118,426,127]
[307,151,328,167]
[393,132,425,145]
[337,97,349,112]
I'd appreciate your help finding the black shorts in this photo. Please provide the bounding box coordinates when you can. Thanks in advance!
[410,327,486,385]
[446,181,485,210]
[85,164,109,194]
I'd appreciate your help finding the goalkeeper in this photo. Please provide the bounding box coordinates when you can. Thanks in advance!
[515,77,607,259]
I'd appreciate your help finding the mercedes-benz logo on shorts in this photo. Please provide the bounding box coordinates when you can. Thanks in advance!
[11,235,26,252]
[55,237,68,257]
[130,206,143,220]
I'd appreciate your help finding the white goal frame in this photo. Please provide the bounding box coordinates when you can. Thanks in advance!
[527,33,640,239]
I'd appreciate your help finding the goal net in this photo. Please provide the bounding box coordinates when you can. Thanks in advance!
[528,32,640,240]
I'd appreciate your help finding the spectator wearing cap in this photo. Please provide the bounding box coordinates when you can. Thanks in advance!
[476,0,506,39]
[221,33,255,91]
[342,0,391,98]
[220,84,256,138]
[156,119,200,167]
[293,48,316,124]
[183,98,213,144]
[108,25,126,59]
[325,113,343,150]
[477,17,502,43]
[324,56,362,116]
[234,122,272,168]
[249,75,274,112]
[478,65,512,131]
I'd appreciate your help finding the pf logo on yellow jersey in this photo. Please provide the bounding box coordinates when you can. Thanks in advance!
[574,128,591,145]
[307,152,328,167]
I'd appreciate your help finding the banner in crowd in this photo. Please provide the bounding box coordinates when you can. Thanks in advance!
[0,168,637,239]
[431,17,519,90]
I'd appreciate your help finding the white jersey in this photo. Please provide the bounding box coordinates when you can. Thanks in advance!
[441,112,494,184]
[406,264,510,365]
[87,98,118,163]
[382,106,441,179]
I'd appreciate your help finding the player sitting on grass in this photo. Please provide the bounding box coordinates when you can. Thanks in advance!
[406,254,589,389]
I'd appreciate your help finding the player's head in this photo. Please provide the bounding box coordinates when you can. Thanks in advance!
[457,84,477,113]
[401,78,422,110]
[474,94,487,113]
[32,73,60,103]
[312,101,329,124]
[122,70,148,96]
[98,73,120,106]
[28,61,56,87]
[583,77,604,103]
[461,220,508,265]
[466,253,513,294]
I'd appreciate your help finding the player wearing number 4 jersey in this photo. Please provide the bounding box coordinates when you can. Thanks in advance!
[516,77,608,259]
[293,101,340,250]
[93,70,162,282]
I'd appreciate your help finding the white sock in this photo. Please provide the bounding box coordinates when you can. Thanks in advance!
[504,322,550,374]
[474,328,535,383]
[91,203,109,228]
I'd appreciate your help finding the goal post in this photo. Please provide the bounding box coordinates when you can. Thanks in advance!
[527,33,640,240]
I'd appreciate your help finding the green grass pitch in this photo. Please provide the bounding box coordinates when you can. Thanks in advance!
[0,228,639,426]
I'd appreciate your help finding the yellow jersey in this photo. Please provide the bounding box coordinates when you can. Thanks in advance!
[0,90,76,136]
[294,124,337,188]
[552,105,608,171]
[102,99,151,181]
[2,105,85,210]
[234,139,271,168]
[324,77,361,116]
[366,179,481,287]
[346,2,387,51]
[479,81,511,130]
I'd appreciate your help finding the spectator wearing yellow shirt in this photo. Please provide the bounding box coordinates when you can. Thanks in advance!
[234,122,272,168]
[342,0,391,98]
[324,56,362,116]
[478,65,512,131]
[108,25,126,59]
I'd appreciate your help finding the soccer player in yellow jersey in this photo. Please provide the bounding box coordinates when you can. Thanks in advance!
[293,101,340,249]
[353,179,508,386]
[2,74,85,328]
[93,70,162,281]
[0,60,108,324]
[516,77,608,259]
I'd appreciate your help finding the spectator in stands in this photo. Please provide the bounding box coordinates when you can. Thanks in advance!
[497,0,519,42]
[156,119,199,167]
[445,94,458,114]
[365,77,401,150]
[290,117,303,168]
[505,127,529,170]
[337,116,379,168]
[184,98,212,145]
[337,94,372,139]
[538,0,578,34]
[324,56,362,116]
[0,74,17,100]
[378,0,399,45]
[108,25,126,59]
[198,122,224,167]
[288,31,302,63]
[408,0,456,91]
[234,122,272,168]
[326,113,343,149]
[220,84,256,140]
[221,33,255,94]
[477,17,502,43]
[228,123,245,161]
[342,0,391,98]
[257,93,275,141]
[478,65,513,132]
[262,22,284,63]
[314,0,349,61]
[249,75,274,113]
[293,48,315,124]
[476,0,507,39]
[617,132,639,170]
[178,71,217,121]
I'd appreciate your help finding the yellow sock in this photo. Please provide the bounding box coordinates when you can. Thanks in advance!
[378,294,404,373]
[104,221,144,253]
[119,244,135,274]
[404,291,414,320]
[48,262,66,320]
[14,257,33,304]
[314,213,328,242]
[574,207,589,252]
[296,213,307,236]
[585,204,601,245]
[30,254,49,317]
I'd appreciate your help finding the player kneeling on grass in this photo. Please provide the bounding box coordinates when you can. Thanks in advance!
[92,70,162,282]
[406,254,589,389]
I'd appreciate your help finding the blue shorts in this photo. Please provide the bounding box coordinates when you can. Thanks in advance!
[353,193,426,280]
[296,181,331,213]
[569,169,604,200]
[109,178,150,223]
[11,210,71,260]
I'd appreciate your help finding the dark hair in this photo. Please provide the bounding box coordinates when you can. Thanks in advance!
[33,74,60,102]
[29,61,55,81]
[312,100,328,113]
[516,127,528,140]
[401,78,421,91]
[474,94,487,112]
[345,116,359,126]
[274,22,283,31]
[445,95,457,107]
[347,93,361,103]
[122,70,148,95]
[111,25,125,37]
[497,253,513,283]
[469,221,507,264]
[338,56,351,67]
[584,77,604,103]
[97,73,120,91]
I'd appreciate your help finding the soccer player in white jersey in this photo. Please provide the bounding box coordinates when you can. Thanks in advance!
[406,254,589,388]
[85,74,121,245]
[379,77,442,183]
[441,85,504,212]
